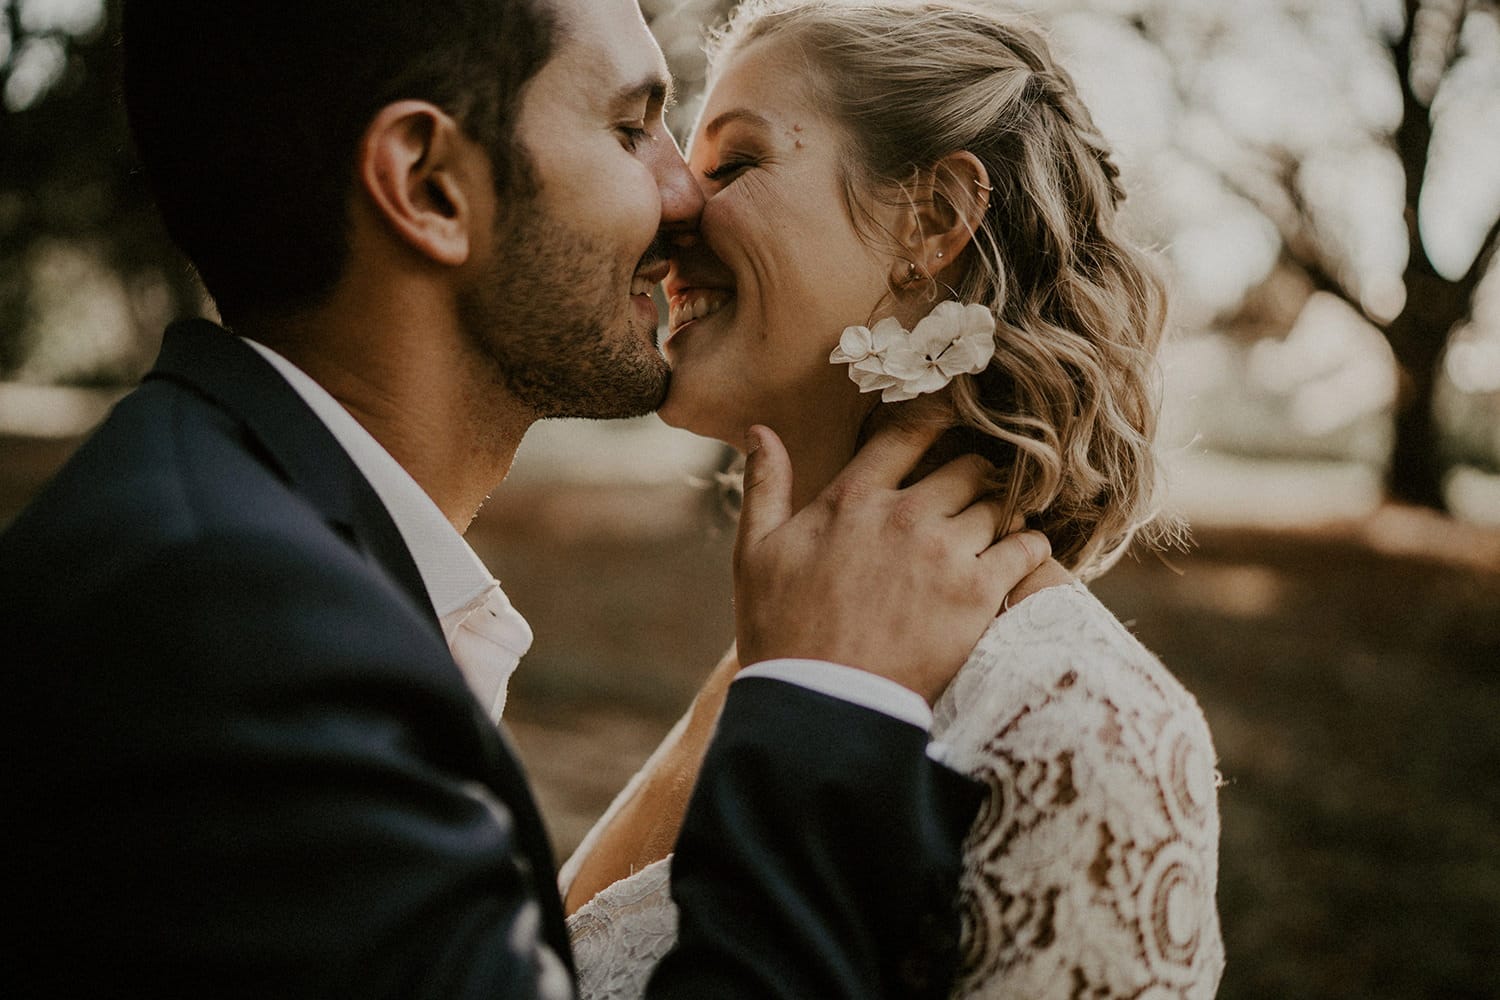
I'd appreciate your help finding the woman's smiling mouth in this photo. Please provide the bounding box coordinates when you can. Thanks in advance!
[667,288,735,333]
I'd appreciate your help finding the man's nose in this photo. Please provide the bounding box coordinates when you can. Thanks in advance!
[654,126,704,235]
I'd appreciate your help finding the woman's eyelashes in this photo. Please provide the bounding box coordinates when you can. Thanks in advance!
[703,156,760,184]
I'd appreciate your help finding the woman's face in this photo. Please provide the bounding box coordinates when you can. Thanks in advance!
[659,41,900,444]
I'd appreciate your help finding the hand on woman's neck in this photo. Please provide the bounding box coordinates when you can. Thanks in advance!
[771,393,961,512]
[769,406,868,512]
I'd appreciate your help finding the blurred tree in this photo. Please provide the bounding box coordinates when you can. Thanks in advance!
[1,0,199,384]
[1036,0,1500,509]
[1209,0,1500,508]
[1377,0,1498,505]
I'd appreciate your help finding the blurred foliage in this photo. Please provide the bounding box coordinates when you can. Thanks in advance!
[0,0,199,385]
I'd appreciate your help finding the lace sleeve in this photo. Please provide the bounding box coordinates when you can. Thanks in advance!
[934,584,1225,999]
[568,856,677,1000]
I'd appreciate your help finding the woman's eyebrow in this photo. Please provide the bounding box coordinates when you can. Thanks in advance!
[703,108,773,139]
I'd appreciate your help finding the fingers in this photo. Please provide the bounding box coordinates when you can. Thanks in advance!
[736,425,793,552]
[949,501,1018,555]
[906,453,999,517]
[1004,558,1076,609]
[978,530,1052,608]
[837,418,947,490]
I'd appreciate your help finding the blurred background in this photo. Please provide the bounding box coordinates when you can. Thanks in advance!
[2,0,1497,996]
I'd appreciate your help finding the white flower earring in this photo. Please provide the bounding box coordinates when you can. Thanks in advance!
[830,299,996,403]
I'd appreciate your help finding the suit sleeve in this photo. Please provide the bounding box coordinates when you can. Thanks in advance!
[646,676,986,1000]
[20,530,571,1000]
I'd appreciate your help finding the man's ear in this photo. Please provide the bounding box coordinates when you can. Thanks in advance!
[357,100,482,268]
[890,151,992,285]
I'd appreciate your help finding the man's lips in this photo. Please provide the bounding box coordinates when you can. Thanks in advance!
[631,260,671,296]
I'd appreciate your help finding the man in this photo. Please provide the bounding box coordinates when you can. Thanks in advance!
[1,0,1048,996]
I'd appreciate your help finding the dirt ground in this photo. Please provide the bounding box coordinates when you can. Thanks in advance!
[476,484,1500,1000]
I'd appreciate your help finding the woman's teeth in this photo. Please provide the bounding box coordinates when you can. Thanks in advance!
[669,290,733,330]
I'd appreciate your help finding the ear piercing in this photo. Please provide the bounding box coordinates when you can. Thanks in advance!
[903,255,944,284]
[974,180,993,192]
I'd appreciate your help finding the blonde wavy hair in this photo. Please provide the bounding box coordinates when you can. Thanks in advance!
[707,0,1178,579]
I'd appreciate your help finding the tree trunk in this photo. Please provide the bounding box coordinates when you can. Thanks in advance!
[1383,278,1455,509]
[1384,3,1455,510]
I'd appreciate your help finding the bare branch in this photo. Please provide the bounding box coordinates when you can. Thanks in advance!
[1409,0,1468,104]
[1194,146,1363,317]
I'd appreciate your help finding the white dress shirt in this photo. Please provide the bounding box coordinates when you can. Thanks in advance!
[242,339,932,732]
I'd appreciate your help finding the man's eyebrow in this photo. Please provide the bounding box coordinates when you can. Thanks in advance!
[703,108,772,139]
[609,73,676,114]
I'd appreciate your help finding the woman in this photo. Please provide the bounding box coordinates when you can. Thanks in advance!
[560,2,1225,997]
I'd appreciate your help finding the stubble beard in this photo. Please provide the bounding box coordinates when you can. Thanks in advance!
[459,198,671,421]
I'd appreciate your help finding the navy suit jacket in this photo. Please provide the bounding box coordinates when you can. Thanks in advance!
[2,320,983,998]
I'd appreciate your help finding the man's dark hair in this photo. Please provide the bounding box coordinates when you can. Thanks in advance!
[122,0,556,322]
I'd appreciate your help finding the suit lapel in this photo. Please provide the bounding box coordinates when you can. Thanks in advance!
[147,319,435,632]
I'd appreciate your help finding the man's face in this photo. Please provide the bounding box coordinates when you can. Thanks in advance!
[460,0,702,420]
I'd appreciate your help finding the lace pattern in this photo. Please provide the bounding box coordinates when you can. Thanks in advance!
[565,583,1224,999]
[937,583,1223,998]
[568,857,676,1000]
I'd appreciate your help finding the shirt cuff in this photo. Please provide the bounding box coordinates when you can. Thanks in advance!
[735,659,934,732]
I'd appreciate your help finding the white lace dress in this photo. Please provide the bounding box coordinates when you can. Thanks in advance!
[560,583,1226,999]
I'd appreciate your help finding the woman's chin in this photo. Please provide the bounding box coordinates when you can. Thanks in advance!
[658,381,742,446]
[655,380,702,430]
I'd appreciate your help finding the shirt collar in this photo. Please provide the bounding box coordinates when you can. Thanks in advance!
[242,338,500,615]
[240,338,534,719]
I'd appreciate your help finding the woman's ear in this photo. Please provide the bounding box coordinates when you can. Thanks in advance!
[891,151,991,286]
[356,100,482,268]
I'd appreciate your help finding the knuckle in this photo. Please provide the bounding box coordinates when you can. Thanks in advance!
[888,495,925,533]
[994,533,1033,571]
[822,477,873,515]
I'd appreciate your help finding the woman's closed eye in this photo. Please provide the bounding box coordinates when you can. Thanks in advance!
[704,157,759,184]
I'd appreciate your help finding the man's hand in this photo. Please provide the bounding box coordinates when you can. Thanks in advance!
[734,422,1050,704]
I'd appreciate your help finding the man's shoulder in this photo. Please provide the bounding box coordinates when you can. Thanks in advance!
[0,375,400,640]
[8,377,265,529]
[0,373,467,760]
